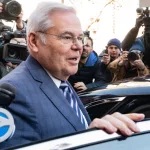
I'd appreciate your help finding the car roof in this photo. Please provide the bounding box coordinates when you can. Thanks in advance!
[79,75,150,98]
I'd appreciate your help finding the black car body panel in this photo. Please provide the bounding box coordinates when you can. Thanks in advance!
[79,76,150,119]
[8,120,150,150]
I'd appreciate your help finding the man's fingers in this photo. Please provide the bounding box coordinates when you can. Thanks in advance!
[89,118,117,133]
[103,113,133,135]
[75,86,85,90]
[89,113,145,136]
[111,112,140,133]
[125,113,145,121]
[74,82,87,90]
[74,82,84,88]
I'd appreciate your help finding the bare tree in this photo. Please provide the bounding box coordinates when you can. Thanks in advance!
[87,0,115,30]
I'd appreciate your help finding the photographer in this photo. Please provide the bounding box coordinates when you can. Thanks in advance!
[108,38,149,82]
[75,38,121,91]
[0,2,26,31]
[122,8,150,69]
[0,2,26,78]
[95,38,121,84]
[121,16,143,51]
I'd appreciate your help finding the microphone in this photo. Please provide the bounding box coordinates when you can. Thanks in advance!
[0,83,16,143]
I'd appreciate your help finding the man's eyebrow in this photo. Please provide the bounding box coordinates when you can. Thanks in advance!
[61,31,83,36]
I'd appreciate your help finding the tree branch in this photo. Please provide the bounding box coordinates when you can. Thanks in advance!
[86,0,116,30]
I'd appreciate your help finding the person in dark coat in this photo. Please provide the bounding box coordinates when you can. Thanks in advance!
[121,16,143,51]
[86,38,122,89]
[68,37,101,91]
[108,38,149,82]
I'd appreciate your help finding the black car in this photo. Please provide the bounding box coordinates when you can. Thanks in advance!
[4,75,150,150]
[79,75,150,120]
[8,119,150,150]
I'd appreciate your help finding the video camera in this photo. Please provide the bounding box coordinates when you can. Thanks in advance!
[0,0,28,65]
[0,0,21,21]
[0,22,27,64]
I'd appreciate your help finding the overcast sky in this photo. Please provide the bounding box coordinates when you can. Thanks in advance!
[16,0,141,54]
[17,0,61,20]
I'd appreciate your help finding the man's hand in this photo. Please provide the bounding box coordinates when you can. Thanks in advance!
[6,62,17,69]
[118,51,128,66]
[121,51,128,61]
[74,82,87,91]
[102,53,110,65]
[89,112,145,136]
[133,59,146,70]
[16,11,24,30]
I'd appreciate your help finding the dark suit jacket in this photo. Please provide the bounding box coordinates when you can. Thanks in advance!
[0,55,91,149]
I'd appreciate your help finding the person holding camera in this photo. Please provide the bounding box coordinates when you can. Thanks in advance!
[121,15,143,51]
[0,2,26,31]
[108,38,149,82]
[90,38,122,86]
[74,38,122,91]
[0,2,26,79]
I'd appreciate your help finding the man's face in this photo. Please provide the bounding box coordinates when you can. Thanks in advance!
[31,11,83,81]
[81,39,93,59]
[108,45,120,59]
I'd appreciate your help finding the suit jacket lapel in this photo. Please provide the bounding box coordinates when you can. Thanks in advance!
[25,56,87,130]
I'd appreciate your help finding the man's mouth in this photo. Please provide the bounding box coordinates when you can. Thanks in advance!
[68,57,79,64]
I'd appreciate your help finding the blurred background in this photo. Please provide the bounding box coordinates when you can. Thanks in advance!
[15,0,146,55]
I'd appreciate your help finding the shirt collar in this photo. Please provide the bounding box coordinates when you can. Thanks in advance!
[44,69,61,88]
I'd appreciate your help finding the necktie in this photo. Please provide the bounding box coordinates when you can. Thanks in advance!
[59,81,88,129]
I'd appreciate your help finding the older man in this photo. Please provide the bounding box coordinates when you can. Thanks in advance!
[0,2,144,149]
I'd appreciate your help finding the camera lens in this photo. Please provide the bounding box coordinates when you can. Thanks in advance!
[5,1,21,17]
[128,52,139,62]
[8,49,17,58]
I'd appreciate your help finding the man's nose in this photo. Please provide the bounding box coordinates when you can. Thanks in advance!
[72,41,83,50]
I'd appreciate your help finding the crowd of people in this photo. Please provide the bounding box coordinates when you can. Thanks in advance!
[68,15,150,91]
[0,1,148,149]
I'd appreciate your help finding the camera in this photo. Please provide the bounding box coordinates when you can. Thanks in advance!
[0,31,27,64]
[0,0,21,21]
[0,22,26,43]
[127,51,140,62]
[0,20,27,64]
[104,49,108,54]
[2,43,28,64]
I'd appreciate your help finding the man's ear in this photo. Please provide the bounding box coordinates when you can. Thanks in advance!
[27,32,39,53]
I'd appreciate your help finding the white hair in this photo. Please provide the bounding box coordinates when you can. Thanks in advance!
[27,2,76,45]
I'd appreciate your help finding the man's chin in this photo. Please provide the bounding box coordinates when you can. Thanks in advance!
[81,55,87,59]
[69,68,78,76]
